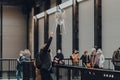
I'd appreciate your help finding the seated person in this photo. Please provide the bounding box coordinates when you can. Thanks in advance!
[53,49,65,64]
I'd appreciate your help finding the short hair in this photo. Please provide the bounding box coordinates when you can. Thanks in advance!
[84,50,88,53]
[92,48,96,52]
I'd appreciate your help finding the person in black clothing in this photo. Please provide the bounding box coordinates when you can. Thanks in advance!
[80,50,90,68]
[53,49,64,79]
[53,49,65,64]
[39,32,54,80]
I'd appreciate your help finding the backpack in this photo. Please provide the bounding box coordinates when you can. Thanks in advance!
[36,52,42,69]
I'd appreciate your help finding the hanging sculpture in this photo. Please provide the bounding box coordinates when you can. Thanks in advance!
[55,6,66,35]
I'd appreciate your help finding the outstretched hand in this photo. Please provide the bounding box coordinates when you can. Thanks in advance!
[50,32,54,37]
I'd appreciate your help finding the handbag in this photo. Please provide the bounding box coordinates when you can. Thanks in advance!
[86,63,91,68]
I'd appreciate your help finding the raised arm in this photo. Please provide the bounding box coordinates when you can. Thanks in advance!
[43,32,54,50]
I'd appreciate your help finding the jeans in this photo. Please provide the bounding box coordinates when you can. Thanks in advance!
[16,70,23,80]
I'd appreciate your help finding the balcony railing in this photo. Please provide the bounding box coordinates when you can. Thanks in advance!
[53,64,120,80]
[0,58,17,79]
[0,58,119,80]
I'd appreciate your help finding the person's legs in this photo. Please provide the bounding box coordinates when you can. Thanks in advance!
[16,70,20,80]
[45,71,53,80]
[20,71,23,79]
[47,72,53,80]
[72,63,75,78]
[72,62,79,78]
[40,69,53,80]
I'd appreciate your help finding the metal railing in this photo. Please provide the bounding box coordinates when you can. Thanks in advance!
[63,58,114,70]
[53,64,120,80]
[0,58,17,79]
[0,58,118,79]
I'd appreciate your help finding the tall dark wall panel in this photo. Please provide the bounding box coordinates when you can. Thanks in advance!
[56,25,62,50]
[44,13,49,43]
[72,0,79,50]
[34,18,38,56]
[0,2,2,59]
[94,0,102,49]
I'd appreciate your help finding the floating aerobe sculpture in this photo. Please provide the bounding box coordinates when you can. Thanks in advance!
[55,6,66,35]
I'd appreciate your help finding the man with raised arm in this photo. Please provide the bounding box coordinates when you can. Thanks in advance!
[39,32,54,80]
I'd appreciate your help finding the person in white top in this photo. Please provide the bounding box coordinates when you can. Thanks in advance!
[97,49,105,68]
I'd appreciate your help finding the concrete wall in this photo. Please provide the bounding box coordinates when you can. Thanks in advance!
[62,6,72,58]
[2,6,27,58]
[37,0,120,61]
[49,13,56,56]
[79,0,94,55]
[102,0,120,58]
[38,18,44,51]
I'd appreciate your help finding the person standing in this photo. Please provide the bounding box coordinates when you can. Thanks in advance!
[94,51,100,68]
[97,49,105,69]
[16,51,26,80]
[24,49,31,61]
[39,32,54,80]
[112,47,120,70]
[71,50,79,78]
[80,50,90,68]
[90,48,97,68]
[71,50,79,66]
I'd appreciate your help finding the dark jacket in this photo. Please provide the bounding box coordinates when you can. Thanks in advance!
[40,37,53,71]
[80,54,90,65]
[16,56,26,71]
[54,53,64,64]
[54,53,64,60]
[112,50,120,66]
